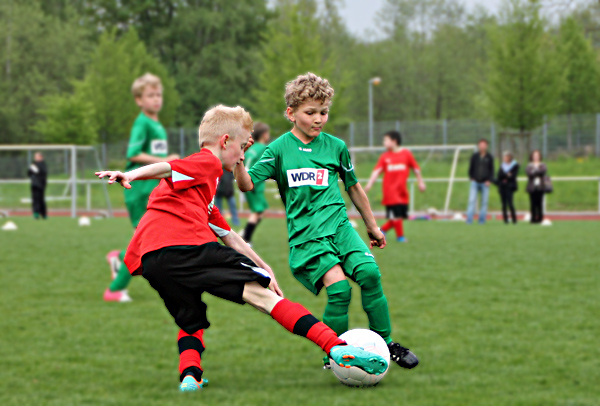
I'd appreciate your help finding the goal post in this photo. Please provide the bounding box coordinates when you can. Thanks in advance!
[349,144,475,215]
[0,144,113,218]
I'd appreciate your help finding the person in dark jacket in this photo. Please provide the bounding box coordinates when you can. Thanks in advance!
[496,151,519,224]
[215,170,240,226]
[525,150,547,224]
[27,152,48,219]
[466,139,495,224]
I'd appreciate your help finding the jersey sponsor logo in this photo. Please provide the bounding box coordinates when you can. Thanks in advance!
[151,140,168,155]
[287,168,329,187]
[387,163,407,172]
[298,147,312,152]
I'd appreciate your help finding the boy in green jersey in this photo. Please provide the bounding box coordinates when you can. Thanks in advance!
[104,73,179,302]
[241,122,271,244]
[234,73,419,369]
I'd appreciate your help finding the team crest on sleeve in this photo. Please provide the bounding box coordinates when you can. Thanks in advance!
[287,168,329,187]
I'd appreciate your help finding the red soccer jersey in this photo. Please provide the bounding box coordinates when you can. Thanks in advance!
[374,149,420,205]
[124,149,231,275]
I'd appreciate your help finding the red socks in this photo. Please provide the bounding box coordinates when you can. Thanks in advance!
[178,329,205,381]
[393,219,404,237]
[381,220,394,232]
[270,299,345,354]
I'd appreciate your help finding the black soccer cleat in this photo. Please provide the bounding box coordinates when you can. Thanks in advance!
[388,342,419,369]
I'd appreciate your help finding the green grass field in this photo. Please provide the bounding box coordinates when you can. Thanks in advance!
[1,217,599,406]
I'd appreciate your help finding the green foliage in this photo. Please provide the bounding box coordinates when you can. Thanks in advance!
[485,0,561,133]
[33,92,98,145]
[0,0,91,144]
[250,0,351,135]
[78,0,270,127]
[557,17,600,115]
[75,28,180,142]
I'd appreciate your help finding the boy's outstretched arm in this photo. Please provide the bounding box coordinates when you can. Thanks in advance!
[347,183,386,249]
[414,169,426,192]
[95,162,172,189]
[220,230,283,297]
[233,163,255,192]
[364,167,383,193]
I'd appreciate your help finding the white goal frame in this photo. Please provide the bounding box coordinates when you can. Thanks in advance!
[0,144,113,218]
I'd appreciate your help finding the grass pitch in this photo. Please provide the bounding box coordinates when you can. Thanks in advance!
[1,217,599,406]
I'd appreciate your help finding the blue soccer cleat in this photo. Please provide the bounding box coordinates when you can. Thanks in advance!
[397,236,408,243]
[329,345,388,375]
[179,375,208,392]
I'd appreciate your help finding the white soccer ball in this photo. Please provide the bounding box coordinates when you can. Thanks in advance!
[330,329,390,387]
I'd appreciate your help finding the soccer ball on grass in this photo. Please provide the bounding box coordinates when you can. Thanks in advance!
[330,329,390,387]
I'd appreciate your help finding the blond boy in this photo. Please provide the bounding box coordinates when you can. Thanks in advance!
[104,73,179,302]
[96,105,388,391]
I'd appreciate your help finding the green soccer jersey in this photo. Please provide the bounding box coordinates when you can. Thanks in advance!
[245,141,267,170]
[125,112,168,172]
[248,131,358,247]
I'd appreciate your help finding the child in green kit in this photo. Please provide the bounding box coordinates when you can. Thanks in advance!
[234,73,419,370]
[104,73,179,302]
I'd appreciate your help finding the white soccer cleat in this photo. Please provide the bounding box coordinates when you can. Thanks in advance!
[106,250,121,280]
[103,288,133,302]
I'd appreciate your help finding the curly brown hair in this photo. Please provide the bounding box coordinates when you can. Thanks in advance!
[284,72,334,110]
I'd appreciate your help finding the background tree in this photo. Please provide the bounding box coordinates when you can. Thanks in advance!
[484,0,561,157]
[250,0,351,135]
[557,16,600,150]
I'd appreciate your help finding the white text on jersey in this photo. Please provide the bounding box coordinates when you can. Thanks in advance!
[287,168,329,187]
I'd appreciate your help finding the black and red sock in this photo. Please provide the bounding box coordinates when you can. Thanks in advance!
[393,219,404,237]
[178,329,205,382]
[381,220,394,233]
[270,299,345,355]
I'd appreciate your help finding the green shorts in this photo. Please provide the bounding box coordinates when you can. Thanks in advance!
[124,179,159,228]
[289,221,377,295]
[245,183,268,213]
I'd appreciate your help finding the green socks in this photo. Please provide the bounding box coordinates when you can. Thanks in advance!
[355,263,393,344]
[109,250,132,292]
[323,280,352,336]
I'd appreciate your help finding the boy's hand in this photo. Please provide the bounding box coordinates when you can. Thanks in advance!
[96,171,133,189]
[244,136,255,152]
[367,228,386,249]
[264,266,284,297]
[418,181,426,192]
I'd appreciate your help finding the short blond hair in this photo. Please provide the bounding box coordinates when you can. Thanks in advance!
[131,73,162,98]
[198,105,253,148]
[285,72,334,110]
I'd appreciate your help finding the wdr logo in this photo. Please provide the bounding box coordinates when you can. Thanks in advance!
[287,168,329,187]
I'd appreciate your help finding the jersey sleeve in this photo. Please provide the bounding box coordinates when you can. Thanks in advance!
[408,151,420,171]
[374,154,386,171]
[248,146,276,183]
[126,119,147,160]
[208,205,231,238]
[338,146,358,190]
[165,154,221,191]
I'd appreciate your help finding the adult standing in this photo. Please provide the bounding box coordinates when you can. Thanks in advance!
[496,151,519,224]
[27,152,47,219]
[525,150,548,224]
[466,139,495,224]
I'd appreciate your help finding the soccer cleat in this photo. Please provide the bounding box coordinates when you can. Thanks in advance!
[388,342,419,369]
[103,288,133,303]
[397,236,408,243]
[106,250,121,280]
[329,345,388,375]
[180,375,208,392]
[322,355,331,370]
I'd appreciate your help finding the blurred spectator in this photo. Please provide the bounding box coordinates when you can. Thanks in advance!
[466,139,494,224]
[525,150,549,224]
[496,151,519,224]
[215,171,240,226]
[27,152,48,219]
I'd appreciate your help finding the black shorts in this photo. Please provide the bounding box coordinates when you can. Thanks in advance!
[386,204,408,219]
[141,243,271,334]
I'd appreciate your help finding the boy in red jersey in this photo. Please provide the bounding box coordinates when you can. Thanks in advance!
[96,105,387,391]
[365,131,425,242]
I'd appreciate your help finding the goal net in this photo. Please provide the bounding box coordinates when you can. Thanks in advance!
[0,145,113,218]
